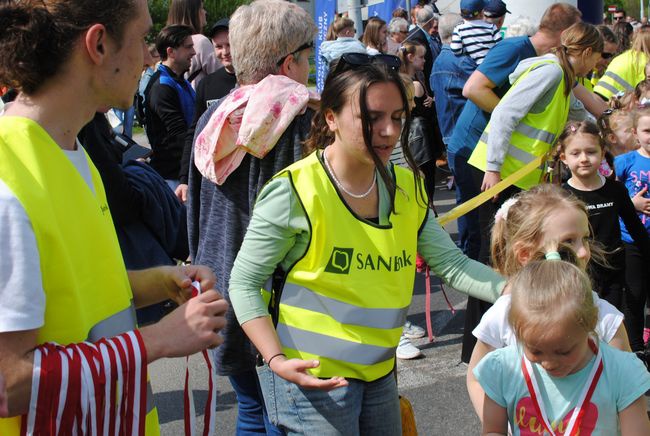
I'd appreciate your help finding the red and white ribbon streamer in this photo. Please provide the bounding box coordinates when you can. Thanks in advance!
[184,281,217,436]
[23,331,148,436]
[521,339,603,436]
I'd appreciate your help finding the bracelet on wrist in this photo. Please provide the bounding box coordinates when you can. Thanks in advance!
[266,352,286,367]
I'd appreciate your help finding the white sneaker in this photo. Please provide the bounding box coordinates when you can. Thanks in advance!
[402,320,425,339]
[396,335,422,360]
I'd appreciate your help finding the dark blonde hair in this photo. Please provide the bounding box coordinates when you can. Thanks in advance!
[551,22,603,97]
[362,17,386,52]
[398,40,425,75]
[490,184,591,277]
[330,16,354,39]
[509,260,598,342]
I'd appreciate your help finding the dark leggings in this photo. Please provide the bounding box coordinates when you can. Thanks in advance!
[623,242,650,352]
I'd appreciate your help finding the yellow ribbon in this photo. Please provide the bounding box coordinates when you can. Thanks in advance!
[437,155,546,227]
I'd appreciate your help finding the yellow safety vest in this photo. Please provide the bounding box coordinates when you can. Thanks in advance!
[0,117,159,435]
[594,50,648,100]
[468,59,569,190]
[269,151,427,382]
[578,75,595,93]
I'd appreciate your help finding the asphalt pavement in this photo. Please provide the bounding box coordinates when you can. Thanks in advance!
[147,169,485,435]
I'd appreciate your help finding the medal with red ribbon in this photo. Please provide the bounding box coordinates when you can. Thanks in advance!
[521,339,603,436]
[184,281,218,436]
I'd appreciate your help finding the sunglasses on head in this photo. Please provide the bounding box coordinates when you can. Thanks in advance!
[276,41,314,67]
[332,53,402,75]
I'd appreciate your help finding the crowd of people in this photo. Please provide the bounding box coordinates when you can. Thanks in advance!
[0,0,650,435]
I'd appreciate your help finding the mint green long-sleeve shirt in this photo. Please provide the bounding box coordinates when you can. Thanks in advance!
[230,159,505,325]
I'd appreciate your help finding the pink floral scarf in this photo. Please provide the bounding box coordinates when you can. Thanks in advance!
[194,75,319,185]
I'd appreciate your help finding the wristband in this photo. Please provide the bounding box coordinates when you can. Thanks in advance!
[266,353,286,367]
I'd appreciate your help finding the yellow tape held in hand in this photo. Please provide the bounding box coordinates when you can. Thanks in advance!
[437,154,546,227]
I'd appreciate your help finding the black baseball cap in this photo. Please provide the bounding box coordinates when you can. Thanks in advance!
[208,18,229,39]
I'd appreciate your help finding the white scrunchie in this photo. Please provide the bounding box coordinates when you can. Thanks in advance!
[494,198,519,223]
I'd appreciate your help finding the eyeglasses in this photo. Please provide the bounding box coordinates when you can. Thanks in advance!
[276,41,314,67]
[613,16,625,21]
[331,53,402,76]
[601,52,615,59]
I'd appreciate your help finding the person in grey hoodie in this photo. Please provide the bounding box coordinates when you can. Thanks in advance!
[319,16,366,76]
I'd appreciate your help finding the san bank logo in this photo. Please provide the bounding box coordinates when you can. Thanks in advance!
[324,247,354,274]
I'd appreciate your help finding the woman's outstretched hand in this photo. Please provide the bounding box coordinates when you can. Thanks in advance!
[270,356,348,391]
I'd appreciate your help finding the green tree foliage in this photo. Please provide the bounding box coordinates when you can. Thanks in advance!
[147,0,250,41]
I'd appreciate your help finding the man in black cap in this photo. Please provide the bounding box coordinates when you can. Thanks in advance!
[177,18,237,202]
[482,0,509,29]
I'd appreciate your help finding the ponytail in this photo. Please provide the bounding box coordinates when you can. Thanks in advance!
[552,22,603,97]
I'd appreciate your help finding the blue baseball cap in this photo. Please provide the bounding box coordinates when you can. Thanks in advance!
[483,0,510,18]
[460,0,486,19]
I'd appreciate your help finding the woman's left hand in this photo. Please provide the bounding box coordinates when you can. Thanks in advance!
[423,96,433,108]
[163,264,217,305]
[270,356,348,391]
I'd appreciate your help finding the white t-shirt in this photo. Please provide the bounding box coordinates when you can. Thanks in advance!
[473,292,624,349]
[0,145,94,332]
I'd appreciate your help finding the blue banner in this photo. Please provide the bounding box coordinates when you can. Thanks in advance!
[367,0,405,23]
[315,0,336,92]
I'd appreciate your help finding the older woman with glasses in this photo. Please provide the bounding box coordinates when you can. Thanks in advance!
[386,17,409,55]
[187,0,318,433]
[228,53,503,434]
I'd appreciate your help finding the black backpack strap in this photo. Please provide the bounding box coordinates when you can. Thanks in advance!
[187,67,202,84]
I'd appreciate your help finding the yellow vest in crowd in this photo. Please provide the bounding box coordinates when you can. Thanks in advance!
[0,117,159,435]
[594,50,648,100]
[468,59,569,190]
[270,151,427,381]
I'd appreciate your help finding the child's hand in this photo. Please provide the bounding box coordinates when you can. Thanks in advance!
[632,186,650,215]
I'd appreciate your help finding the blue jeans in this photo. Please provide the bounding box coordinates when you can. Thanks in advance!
[229,371,284,435]
[447,152,480,260]
[257,365,400,436]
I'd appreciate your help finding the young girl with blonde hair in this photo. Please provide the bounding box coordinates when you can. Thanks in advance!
[475,260,650,435]
[466,184,631,422]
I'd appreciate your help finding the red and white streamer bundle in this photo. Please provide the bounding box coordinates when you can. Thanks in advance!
[184,281,217,436]
[23,330,147,436]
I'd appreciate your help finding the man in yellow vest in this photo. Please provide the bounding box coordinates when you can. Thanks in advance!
[0,0,228,434]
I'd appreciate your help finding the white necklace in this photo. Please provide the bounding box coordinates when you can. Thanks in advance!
[322,149,376,199]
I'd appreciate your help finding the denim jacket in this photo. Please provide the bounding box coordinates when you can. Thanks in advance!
[430,45,476,144]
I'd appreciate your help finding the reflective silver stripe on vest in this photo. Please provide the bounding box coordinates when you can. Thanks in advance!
[515,123,555,145]
[87,303,155,413]
[507,144,538,164]
[281,283,408,329]
[479,133,543,165]
[603,71,633,90]
[595,80,620,96]
[277,323,395,365]
[87,304,138,342]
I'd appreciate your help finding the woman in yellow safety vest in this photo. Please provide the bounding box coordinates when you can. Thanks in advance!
[0,1,228,434]
[595,25,650,101]
[468,22,604,193]
[229,55,505,434]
